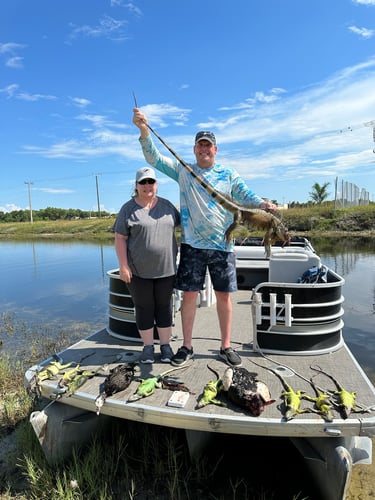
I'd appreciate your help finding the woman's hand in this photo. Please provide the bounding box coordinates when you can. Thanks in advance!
[119,265,132,284]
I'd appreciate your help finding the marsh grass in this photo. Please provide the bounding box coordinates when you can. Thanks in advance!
[13,418,309,500]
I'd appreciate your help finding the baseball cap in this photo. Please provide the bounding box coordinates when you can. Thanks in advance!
[195,131,216,145]
[136,167,157,183]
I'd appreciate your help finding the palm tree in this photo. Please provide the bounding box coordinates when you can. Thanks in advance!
[309,182,330,204]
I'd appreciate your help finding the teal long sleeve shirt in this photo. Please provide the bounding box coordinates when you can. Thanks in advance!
[140,135,264,252]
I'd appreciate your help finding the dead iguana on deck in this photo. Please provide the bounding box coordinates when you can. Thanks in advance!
[127,364,192,402]
[303,376,334,422]
[249,359,309,421]
[196,364,226,409]
[51,366,101,399]
[28,355,76,396]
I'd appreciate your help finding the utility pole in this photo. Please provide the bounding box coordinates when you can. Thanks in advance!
[334,177,338,216]
[94,173,101,218]
[24,181,34,223]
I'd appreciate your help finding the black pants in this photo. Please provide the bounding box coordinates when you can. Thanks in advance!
[127,275,175,330]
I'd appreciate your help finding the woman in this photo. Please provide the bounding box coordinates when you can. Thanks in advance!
[114,166,180,363]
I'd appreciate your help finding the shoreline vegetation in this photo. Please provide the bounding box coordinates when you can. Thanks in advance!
[0,205,374,240]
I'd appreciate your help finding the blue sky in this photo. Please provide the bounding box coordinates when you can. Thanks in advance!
[1,0,375,214]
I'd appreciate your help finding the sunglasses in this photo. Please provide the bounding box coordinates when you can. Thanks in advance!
[138,178,156,185]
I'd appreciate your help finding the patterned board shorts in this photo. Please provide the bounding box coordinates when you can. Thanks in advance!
[175,243,238,293]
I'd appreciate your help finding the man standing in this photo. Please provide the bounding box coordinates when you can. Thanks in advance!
[133,108,277,367]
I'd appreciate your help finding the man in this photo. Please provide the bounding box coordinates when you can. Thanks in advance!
[133,108,277,367]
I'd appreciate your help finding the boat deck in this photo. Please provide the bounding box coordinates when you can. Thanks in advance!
[29,290,375,439]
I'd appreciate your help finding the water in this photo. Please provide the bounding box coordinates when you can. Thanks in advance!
[0,240,117,328]
[310,236,375,383]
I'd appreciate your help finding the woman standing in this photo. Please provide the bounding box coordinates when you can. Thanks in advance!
[114,167,180,363]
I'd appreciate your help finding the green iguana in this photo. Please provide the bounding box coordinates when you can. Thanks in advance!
[196,364,226,409]
[127,364,192,402]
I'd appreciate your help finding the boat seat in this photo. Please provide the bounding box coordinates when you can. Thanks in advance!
[269,252,321,283]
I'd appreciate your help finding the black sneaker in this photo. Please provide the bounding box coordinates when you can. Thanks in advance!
[219,347,242,367]
[171,346,194,366]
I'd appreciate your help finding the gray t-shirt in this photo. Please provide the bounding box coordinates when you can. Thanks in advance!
[114,197,180,279]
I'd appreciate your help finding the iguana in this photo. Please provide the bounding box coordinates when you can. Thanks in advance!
[303,377,334,422]
[51,367,101,399]
[28,354,76,396]
[127,364,192,402]
[249,359,309,420]
[196,364,226,409]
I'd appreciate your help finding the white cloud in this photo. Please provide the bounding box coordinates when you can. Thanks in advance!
[6,56,24,68]
[0,83,56,101]
[111,0,143,16]
[348,25,375,38]
[137,103,191,128]
[34,188,74,194]
[69,97,91,108]
[0,42,26,54]
[352,0,375,5]
[67,15,129,43]
[0,83,19,98]
[0,42,26,68]
[16,91,57,102]
[0,203,22,213]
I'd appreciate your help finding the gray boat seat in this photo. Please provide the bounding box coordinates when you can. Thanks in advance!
[269,251,321,283]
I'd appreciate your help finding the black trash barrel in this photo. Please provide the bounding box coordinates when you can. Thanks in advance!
[107,268,158,342]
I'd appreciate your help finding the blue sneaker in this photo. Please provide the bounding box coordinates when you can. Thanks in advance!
[160,344,174,363]
[140,345,154,364]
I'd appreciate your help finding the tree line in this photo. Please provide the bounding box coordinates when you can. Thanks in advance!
[0,207,111,223]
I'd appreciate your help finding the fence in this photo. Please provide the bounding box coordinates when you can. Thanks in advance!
[335,178,370,207]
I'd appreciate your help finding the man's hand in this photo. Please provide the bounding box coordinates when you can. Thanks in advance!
[133,108,150,139]
[261,201,278,212]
